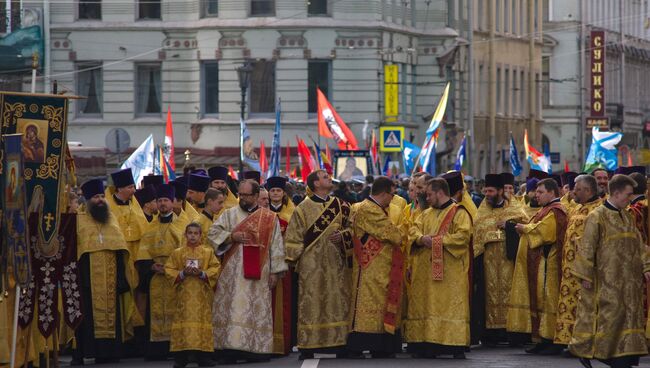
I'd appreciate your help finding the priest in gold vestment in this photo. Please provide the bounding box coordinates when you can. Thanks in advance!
[284,170,354,360]
[507,178,568,355]
[72,179,136,365]
[187,173,211,213]
[347,177,406,357]
[207,179,287,363]
[473,174,528,345]
[165,222,221,368]
[134,185,158,223]
[136,184,185,360]
[208,166,239,209]
[569,174,650,368]
[554,174,601,347]
[406,177,472,359]
[106,168,148,258]
[267,176,296,356]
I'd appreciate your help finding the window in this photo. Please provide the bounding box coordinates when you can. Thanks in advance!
[504,68,510,115]
[479,64,487,113]
[201,0,218,17]
[542,56,550,106]
[76,62,103,117]
[78,0,101,20]
[138,0,161,20]
[201,61,219,116]
[308,60,330,113]
[251,0,275,16]
[135,64,162,116]
[250,60,275,114]
[496,67,502,113]
[512,69,518,115]
[308,0,327,16]
[512,0,517,33]
[496,0,501,32]
[520,70,526,115]
[504,0,509,33]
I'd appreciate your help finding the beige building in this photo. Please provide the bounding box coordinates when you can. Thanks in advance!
[452,0,544,177]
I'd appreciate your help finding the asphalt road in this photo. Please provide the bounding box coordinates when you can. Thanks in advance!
[58,347,650,367]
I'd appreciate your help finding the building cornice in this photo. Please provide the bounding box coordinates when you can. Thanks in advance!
[50,18,459,38]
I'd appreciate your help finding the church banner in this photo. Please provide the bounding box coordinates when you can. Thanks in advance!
[2,134,31,288]
[0,92,69,248]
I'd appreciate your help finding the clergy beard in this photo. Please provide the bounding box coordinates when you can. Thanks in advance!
[529,198,539,207]
[239,201,255,212]
[417,193,429,210]
[88,201,110,224]
[487,195,502,207]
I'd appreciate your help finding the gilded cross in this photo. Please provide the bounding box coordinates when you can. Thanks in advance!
[44,212,54,231]
[495,228,503,239]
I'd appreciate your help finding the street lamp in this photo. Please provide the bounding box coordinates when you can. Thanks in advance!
[237,61,253,178]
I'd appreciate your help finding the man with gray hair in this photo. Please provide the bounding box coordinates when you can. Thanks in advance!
[554,175,602,350]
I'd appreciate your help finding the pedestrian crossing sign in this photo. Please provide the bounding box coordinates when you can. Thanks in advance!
[380,126,404,152]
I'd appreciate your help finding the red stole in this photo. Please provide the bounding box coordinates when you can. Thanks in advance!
[431,205,460,281]
[223,208,277,280]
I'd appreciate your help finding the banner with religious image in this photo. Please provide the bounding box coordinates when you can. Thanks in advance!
[0,92,69,248]
[2,134,31,289]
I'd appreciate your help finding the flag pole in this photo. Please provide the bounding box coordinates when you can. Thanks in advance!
[9,285,20,368]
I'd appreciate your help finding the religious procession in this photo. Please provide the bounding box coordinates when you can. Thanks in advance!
[3,1,650,367]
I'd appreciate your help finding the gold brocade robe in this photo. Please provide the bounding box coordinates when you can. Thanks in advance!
[506,204,566,340]
[569,205,650,359]
[138,214,185,342]
[473,200,529,329]
[461,191,478,221]
[349,199,405,335]
[391,195,408,210]
[208,206,288,354]
[105,189,148,256]
[522,202,540,220]
[285,196,353,350]
[197,210,224,246]
[554,198,601,345]
[165,245,221,352]
[405,203,472,346]
[223,188,239,210]
[77,211,137,340]
[270,201,295,355]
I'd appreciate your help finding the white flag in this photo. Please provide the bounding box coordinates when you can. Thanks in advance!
[121,134,155,187]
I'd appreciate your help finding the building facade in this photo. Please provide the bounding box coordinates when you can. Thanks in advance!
[543,0,650,170]
[38,0,466,172]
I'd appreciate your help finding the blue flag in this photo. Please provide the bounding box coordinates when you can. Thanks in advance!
[509,134,522,176]
[584,127,622,172]
[268,100,281,178]
[543,142,552,174]
[403,140,421,174]
[454,135,466,171]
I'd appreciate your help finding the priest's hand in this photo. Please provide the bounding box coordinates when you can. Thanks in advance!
[232,232,250,243]
[420,236,433,248]
[152,263,165,274]
[644,272,650,283]
[515,223,525,234]
[496,221,506,229]
[329,231,343,246]
[269,273,279,289]
[582,280,592,289]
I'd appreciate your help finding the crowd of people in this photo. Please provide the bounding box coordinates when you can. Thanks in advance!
[2,164,649,368]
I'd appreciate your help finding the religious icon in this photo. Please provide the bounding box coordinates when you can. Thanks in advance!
[17,119,49,163]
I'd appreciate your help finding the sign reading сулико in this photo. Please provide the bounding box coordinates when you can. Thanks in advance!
[586,30,608,129]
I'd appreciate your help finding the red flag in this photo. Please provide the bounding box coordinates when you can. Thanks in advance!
[317,88,359,150]
[325,144,332,164]
[371,130,378,166]
[228,165,239,180]
[564,160,570,173]
[296,137,315,182]
[164,106,176,171]
[627,150,633,166]
[285,140,291,175]
[259,139,268,177]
